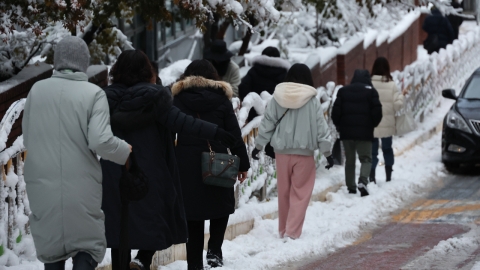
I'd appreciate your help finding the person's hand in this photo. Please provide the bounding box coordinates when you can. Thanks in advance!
[402,89,409,96]
[214,128,237,148]
[251,148,260,160]
[237,172,248,183]
[325,155,334,170]
[128,144,132,152]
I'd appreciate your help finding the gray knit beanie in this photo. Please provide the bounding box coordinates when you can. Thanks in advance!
[54,36,90,73]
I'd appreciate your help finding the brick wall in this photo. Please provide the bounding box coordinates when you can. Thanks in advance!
[388,36,404,72]
[419,13,428,45]
[337,40,365,85]
[364,42,377,73]
[311,57,338,88]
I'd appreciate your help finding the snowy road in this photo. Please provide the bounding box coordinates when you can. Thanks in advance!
[275,167,480,270]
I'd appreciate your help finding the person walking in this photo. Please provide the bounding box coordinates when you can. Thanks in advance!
[370,57,405,184]
[101,50,237,270]
[423,6,455,54]
[204,40,241,97]
[22,36,132,270]
[172,59,250,270]
[239,46,290,159]
[332,69,382,197]
[252,63,334,239]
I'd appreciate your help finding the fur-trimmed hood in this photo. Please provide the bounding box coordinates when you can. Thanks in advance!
[171,76,233,100]
[251,55,291,70]
[172,76,233,113]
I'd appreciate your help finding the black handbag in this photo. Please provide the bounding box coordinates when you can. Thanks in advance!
[197,113,240,188]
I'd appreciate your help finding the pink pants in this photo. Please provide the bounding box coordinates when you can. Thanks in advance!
[275,154,316,239]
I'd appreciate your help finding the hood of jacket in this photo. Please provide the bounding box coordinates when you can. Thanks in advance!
[171,76,232,113]
[104,82,173,130]
[249,56,290,80]
[350,69,373,86]
[273,82,317,109]
[252,55,291,70]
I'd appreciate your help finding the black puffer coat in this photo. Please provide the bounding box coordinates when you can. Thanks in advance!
[239,55,290,158]
[101,82,218,250]
[332,70,383,141]
[423,9,455,51]
[173,76,250,221]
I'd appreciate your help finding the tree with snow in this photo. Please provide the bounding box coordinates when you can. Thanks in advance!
[0,0,282,82]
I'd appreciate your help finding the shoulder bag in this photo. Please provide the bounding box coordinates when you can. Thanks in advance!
[198,113,240,188]
[395,111,416,136]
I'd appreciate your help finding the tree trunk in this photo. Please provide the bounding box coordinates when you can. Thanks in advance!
[216,20,231,40]
[238,29,252,56]
[83,24,100,45]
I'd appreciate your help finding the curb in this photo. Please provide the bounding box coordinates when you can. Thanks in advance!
[97,120,444,270]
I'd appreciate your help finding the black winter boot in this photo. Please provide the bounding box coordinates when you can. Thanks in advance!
[369,169,376,184]
[386,166,393,182]
[207,250,224,268]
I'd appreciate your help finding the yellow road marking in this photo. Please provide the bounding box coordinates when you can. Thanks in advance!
[392,200,480,223]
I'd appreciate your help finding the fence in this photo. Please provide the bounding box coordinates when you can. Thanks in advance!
[0,28,480,267]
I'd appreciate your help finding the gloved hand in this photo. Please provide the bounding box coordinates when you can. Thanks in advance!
[325,155,335,170]
[251,148,260,160]
[214,128,237,148]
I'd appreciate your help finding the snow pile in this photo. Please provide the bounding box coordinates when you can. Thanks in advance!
[159,59,192,87]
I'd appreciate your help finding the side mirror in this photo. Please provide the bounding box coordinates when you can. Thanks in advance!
[442,89,458,100]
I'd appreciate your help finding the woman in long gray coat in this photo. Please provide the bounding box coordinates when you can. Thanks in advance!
[22,36,131,270]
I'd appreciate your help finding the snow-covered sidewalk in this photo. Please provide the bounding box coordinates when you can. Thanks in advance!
[160,132,446,270]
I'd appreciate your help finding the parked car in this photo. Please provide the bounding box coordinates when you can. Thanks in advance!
[442,70,480,170]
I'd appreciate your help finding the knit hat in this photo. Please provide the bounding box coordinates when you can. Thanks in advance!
[54,36,90,73]
[262,47,281,58]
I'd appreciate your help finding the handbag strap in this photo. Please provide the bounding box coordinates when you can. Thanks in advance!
[196,113,217,154]
[269,109,289,134]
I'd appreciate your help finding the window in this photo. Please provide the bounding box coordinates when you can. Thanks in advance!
[463,76,480,99]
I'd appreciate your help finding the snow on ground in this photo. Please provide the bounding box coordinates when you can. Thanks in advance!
[159,132,446,270]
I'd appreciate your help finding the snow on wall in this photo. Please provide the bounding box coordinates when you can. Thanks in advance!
[337,35,364,55]
[0,63,52,94]
[388,11,421,43]
[363,29,379,49]
[159,59,192,87]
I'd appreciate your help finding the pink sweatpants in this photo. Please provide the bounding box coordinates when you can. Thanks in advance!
[275,154,316,239]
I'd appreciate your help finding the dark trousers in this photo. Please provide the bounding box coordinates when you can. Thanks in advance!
[111,249,156,270]
[343,140,372,190]
[372,137,394,169]
[44,252,97,270]
[186,216,229,270]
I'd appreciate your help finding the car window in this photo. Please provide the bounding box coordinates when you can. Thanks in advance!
[463,76,480,99]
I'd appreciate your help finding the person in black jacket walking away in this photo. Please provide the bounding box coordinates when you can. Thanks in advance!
[239,46,290,158]
[173,60,250,270]
[101,51,237,270]
[423,7,455,54]
[332,70,382,196]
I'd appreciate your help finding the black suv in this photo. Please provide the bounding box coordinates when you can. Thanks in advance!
[442,70,480,170]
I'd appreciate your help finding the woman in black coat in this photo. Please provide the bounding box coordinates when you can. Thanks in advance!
[238,47,290,158]
[173,60,250,270]
[101,51,236,270]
